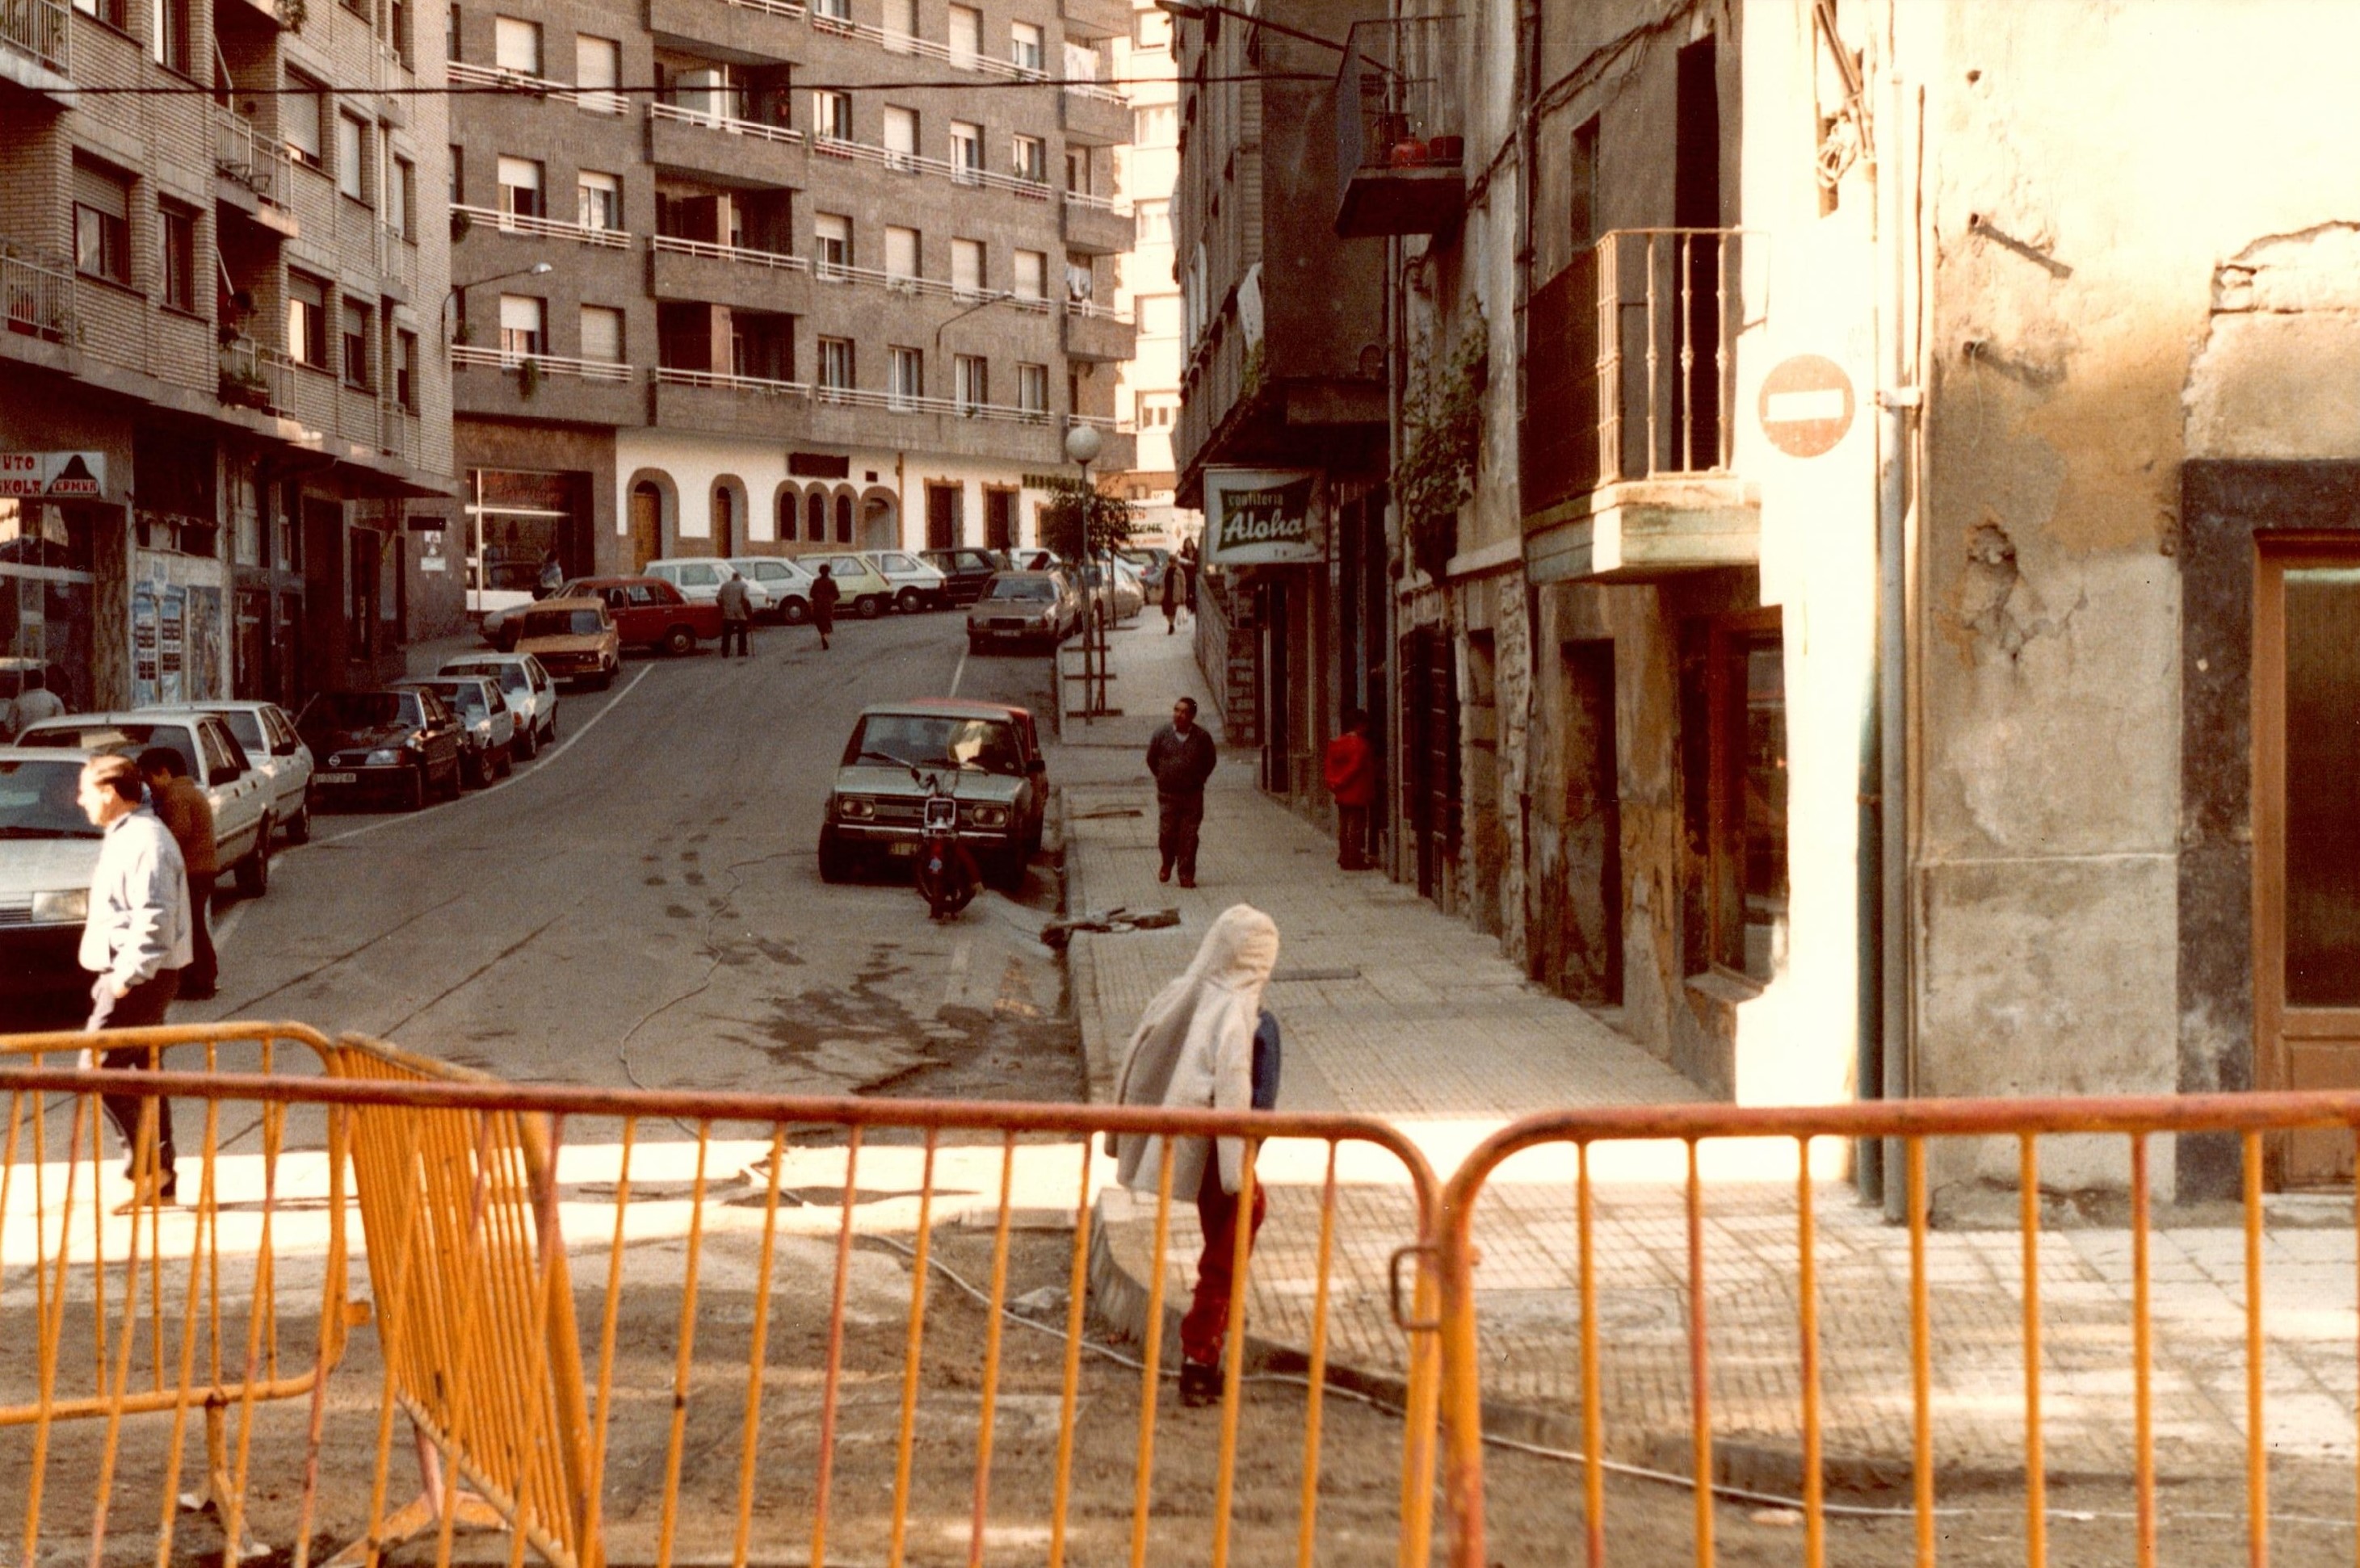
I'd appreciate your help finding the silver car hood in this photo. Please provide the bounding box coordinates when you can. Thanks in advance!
[0,836,103,898]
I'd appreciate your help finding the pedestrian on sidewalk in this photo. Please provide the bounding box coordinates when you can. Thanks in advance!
[75,754,192,1213]
[1107,903,1282,1407]
[716,571,754,659]
[1147,696,1216,887]
[139,747,218,999]
[1322,711,1378,871]
[1161,560,1182,635]
[810,564,839,650]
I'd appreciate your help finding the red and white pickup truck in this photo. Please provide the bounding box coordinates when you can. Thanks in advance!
[539,576,724,656]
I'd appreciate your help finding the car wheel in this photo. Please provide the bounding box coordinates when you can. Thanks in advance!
[283,801,310,845]
[440,757,464,801]
[495,743,514,778]
[401,766,426,812]
[817,825,855,884]
[664,625,695,656]
[896,587,922,614]
[780,598,810,626]
[544,711,559,744]
[513,720,537,761]
[857,595,884,619]
[237,820,272,898]
[593,668,615,690]
[463,751,486,790]
[968,634,984,656]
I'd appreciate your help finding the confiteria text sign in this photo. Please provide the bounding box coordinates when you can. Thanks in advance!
[1203,468,1321,565]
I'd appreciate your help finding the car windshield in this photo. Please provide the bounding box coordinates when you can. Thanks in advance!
[212,711,267,752]
[848,715,1021,775]
[523,609,603,638]
[987,578,1055,602]
[404,681,486,715]
[301,692,414,729]
[19,723,196,775]
[444,662,529,694]
[0,758,100,839]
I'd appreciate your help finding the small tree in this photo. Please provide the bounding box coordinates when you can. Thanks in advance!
[1036,476,1136,563]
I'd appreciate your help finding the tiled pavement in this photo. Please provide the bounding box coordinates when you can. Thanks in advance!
[1053,617,2360,1489]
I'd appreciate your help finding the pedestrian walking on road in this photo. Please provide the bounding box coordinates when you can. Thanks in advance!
[716,572,754,659]
[1161,560,1182,634]
[139,748,218,998]
[1107,903,1282,1408]
[810,564,840,650]
[75,754,192,1213]
[1322,711,1378,871]
[1147,696,1216,887]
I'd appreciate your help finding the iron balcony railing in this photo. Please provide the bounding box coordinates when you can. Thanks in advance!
[217,336,293,413]
[0,0,66,75]
[649,233,810,272]
[454,203,631,249]
[1065,298,1133,325]
[447,57,626,113]
[1,246,73,345]
[215,106,295,208]
[451,342,636,382]
[811,132,1055,199]
[1520,228,1757,514]
[648,97,804,145]
[1337,15,1462,177]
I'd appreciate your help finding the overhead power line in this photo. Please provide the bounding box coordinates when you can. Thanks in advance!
[57,69,1322,94]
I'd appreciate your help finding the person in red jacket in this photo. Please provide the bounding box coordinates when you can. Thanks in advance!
[1323,710,1377,870]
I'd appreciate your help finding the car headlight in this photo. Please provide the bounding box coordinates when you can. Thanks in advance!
[366,748,405,765]
[837,797,875,820]
[31,889,86,922]
[966,804,1010,828]
[472,719,491,737]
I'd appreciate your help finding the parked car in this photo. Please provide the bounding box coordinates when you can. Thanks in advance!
[921,548,1005,607]
[508,597,620,688]
[438,653,559,757]
[15,712,275,894]
[550,577,722,656]
[145,700,314,845]
[1078,558,1147,624]
[796,553,894,618]
[466,555,546,621]
[645,558,773,618]
[296,688,465,811]
[0,747,108,998]
[817,700,1048,890]
[860,550,951,613]
[393,676,515,786]
[1002,548,1058,572]
[966,572,1081,652]
[726,556,815,624]
[1116,547,1172,596]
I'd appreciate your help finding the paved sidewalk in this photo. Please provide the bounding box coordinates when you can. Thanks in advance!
[1052,617,2360,1494]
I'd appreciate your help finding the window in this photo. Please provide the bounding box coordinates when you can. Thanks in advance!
[388,0,410,62]
[813,212,850,279]
[947,4,981,62]
[1135,392,1176,427]
[1012,249,1046,301]
[1570,115,1600,249]
[337,112,369,202]
[951,237,984,298]
[283,73,326,167]
[813,89,852,140]
[884,226,918,281]
[498,293,545,359]
[446,3,458,60]
[150,0,190,73]
[953,354,987,414]
[1134,103,1176,145]
[497,155,543,220]
[157,202,195,310]
[286,272,327,366]
[807,492,826,541]
[1013,133,1046,184]
[71,160,129,283]
[950,121,982,181]
[1140,293,1181,337]
[396,329,418,409]
[883,107,918,167]
[392,157,417,237]
[577,170,620,231]
[577,34,621,113]
[449,143,462,203]
[1135,6,1169,48]
[883,0,913,40]
[1136,199,1170,244]
[1017,362,1048,416]
[341,299,372,387]
[811,0,847,19]
[580,305,624,363]
[1010,20,1042,73]
[1065,145,1093,193]
[493,14,541,74]
[835,496,852,544]
[817,337,854,392]
[1680,614,1787,983]
[1065,259,1094,302]
[71,0,125,28]
[888,346,922,409]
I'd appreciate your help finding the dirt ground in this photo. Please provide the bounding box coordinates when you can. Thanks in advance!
[6,1225,2351,1567]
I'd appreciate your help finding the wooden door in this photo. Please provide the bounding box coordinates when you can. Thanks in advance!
[628,484,661,572]
[2254,539,2360,1184]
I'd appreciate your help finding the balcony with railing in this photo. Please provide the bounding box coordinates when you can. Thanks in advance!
[451,341,640,422]
[216,336,292,413]
[1060,189,1132,255]
[1520,228,1761,582]
[811,132,1055,202]
[0,0,69,82]
[214,104,296,228]
[1334,15,1463,237]
[2,245,73,346]
[647,98,804,183]
[1063,297,1134,362]
[447,57,626,114]
[455,203,631,251]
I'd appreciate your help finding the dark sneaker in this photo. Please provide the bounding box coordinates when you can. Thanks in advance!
[1178,1360,1222,1408]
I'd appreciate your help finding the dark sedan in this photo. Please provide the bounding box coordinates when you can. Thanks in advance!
[920,547,1005,607]
[297,688,465,811]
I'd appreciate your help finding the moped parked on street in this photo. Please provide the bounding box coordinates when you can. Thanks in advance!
[912,768,978,920]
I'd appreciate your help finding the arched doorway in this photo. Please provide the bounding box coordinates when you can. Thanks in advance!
[712,481,737,555]
[629,482,662,571]
[860,491,898,550]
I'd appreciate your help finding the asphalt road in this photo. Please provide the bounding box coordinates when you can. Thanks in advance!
[38,611,1080,1102]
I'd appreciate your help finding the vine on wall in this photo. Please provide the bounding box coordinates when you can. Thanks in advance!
[1394,321,1486,581]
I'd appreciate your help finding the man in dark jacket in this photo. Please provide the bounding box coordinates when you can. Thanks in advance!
[810,564,839,650]
[1145,696,1216,887]
[140,747,218,998]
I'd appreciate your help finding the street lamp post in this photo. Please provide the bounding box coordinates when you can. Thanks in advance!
[1064,422,1107,721]
[442,260,553,345]
[447,262,552,614]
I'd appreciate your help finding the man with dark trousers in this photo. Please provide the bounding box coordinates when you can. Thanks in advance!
[810,564,839,650]
[715,571,754,658]
[1146,696,1216,887]
[139,747,218,997]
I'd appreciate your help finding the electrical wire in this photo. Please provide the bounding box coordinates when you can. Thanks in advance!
[59,69,1323,95]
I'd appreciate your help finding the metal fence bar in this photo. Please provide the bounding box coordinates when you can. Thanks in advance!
[2244,1128,2268,1567]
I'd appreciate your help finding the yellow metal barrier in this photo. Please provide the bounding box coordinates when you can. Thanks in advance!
[0,1024,354,1565]
[1430,1090,2360,1568]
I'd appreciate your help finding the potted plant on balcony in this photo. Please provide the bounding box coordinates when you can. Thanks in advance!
[516,356,541,400]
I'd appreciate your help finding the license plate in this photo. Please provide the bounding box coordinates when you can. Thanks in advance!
[887,841,919,857]
[316,772,357,785]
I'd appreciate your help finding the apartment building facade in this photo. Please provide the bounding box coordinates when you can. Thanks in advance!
[445,0,1136,585]
[1104,0,1188,548]
[0,0,455,715]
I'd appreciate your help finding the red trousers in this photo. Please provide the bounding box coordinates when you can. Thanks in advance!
[1181,1155,1267,1367]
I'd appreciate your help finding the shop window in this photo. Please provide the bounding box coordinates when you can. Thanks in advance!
[1679,612,1788,983]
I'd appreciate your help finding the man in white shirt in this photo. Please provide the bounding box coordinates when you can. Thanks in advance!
[77,753,193,1209]
[6,666,63,738]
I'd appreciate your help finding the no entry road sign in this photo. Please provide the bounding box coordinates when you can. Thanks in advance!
[1757,354,1856,458]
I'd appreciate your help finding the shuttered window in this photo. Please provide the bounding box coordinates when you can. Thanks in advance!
[287,272,327,366]
[283,73,325,166]
[72,160,130,283]
[579,305,624,363]
[884,226,918,281]
[951,238,983,297]
[493,15,541,73]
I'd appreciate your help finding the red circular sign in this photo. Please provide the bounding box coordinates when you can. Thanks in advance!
[1757,354,1856,458]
